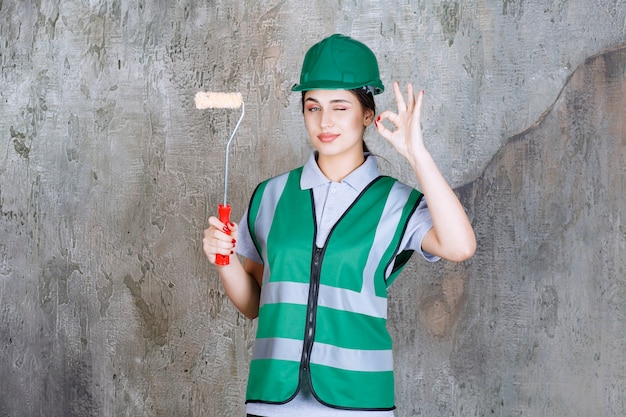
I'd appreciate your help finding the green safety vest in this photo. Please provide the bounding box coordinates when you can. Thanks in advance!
[245,167,423,411]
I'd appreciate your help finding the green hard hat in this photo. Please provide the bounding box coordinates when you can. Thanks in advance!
[292,34,384,95]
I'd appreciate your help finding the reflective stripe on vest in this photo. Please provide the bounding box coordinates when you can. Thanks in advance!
[246,167,422,410]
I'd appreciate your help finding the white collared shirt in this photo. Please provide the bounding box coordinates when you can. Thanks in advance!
[238,152,438,417]
[238,152,437,262]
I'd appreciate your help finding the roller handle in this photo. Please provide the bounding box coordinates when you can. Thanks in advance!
[216,204,232,265]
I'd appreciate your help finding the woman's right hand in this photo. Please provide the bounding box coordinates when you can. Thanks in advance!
[203,216,238,265]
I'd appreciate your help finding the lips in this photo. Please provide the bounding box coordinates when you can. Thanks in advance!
[317,133,339,143]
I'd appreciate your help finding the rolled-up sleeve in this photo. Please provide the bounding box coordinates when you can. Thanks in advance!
[235,209,264,265]
[401,197,440,262]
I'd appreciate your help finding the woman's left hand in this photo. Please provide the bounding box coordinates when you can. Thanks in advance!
[374,81,425,164]
[374,81,476,262]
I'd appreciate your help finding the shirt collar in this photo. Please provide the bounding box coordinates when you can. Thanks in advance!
[300,151,381,192]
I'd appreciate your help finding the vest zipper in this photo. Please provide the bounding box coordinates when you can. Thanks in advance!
[300,245,324,381]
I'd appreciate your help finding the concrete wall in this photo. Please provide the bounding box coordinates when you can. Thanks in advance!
[1,1,625,416]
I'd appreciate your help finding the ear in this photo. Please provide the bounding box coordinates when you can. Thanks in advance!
[363,109,375,127]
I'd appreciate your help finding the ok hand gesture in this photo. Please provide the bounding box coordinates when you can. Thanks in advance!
[374,81,425,165]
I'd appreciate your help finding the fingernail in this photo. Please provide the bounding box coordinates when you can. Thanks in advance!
[229,222,235,227]
[230,250,234,254]
[232,239,236,244]
[222,226,229,233]
[421,90,425,95]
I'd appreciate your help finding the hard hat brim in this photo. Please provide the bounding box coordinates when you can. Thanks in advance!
[291,80,384,95]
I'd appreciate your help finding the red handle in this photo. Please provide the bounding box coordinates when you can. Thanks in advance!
[216,204,231,265]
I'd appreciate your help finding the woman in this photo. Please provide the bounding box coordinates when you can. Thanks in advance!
[203,34,476,417]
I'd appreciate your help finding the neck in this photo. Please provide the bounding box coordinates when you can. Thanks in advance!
[317,152,366,182]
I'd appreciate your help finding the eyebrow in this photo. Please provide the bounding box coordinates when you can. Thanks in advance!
[304,97,353,105]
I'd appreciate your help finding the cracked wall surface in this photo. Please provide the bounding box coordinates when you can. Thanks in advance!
[1,1,625,416]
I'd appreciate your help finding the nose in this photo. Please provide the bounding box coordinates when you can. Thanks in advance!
[320,109,333,128]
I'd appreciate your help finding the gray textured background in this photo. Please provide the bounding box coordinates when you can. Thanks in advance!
[1,1,625,416]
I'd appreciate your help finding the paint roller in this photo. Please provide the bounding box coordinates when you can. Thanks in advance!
[195,91,245,265]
